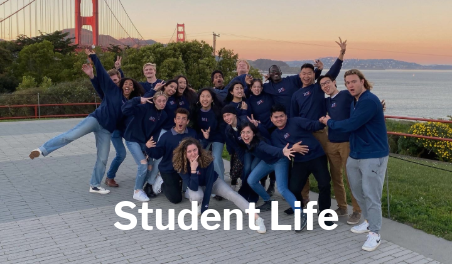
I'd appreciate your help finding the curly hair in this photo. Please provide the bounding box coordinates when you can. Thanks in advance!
[118,78,145,99]
[172,137,213,174]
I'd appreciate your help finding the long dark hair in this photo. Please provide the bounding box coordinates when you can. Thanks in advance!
[174,75,197,107]
[160,79,178,95]
[250,79,263,96]
[238,121,263,152]
[225,81,246,103]
[118,78,145,99]
[192,87,224,131]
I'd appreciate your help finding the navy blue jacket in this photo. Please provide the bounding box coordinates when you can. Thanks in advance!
[327,90,389,159]
[88,54,126,133]
[179,162,218,213]
[290,59,343,120]
[227,101,248,118]
[326,90,354,143]
[247,140,285,165]
[195,108,226,144]
[161,96,178,130]
[121,97,167,144]
[146,128,198,174]
[271,117,325,162]
[247,92,275,130]
[140,79,163,95]
[212,87,228,103]
[225,74,251,98]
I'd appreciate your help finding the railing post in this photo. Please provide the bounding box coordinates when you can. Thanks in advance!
[37,93,41,119]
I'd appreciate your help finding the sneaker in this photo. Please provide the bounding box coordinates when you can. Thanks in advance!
[256,200,272,212]
[295,212,308,233]
[335,207,348,217]
[152,175,163,194]
[133,190,150,202]
[255,217,267,234]
[29,149,41,160]
[362,232,381,251]
[347,212,362,225]
[284,207,294,215]
[184,191,190,199]
[143,183,156,198]
[351,220,370,234]
[266,183,275,197]
[89,186,110,194]
[231,184,240,192]
[105,178,119,187]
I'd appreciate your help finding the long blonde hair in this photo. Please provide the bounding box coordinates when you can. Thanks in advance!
[172,138,213,174]
[344,69,373,90]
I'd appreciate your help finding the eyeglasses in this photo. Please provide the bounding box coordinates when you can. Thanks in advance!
[320,80,332,87]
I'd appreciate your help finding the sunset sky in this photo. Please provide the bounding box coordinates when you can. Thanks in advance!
[120,0,452,64]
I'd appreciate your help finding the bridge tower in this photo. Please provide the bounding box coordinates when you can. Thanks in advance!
[75,0,99,46]
[177,23,185,42]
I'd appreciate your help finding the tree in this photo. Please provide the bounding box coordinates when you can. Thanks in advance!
[216,48,239,84]
[15,31,76,55]
[17,76,38,90]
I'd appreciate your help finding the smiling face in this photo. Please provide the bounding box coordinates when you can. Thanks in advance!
[231,84,244,100]
[154,95,167,110]
[186,143,199,161]
[300,68,315,86]
[320,77,338,96]
[222,113,236,126]
[270,111,288,129]
[240,126,254,144]
[122,80,134,97]
[251,81,263,96]
[269,66,282,82]
[237,61,249,75]
[177,77,187,96]
[164,82,177,96]
[143,65,156,78]
[345,74,365,98]
[174,113,189,133]
[199,90,213,109]
[213,73,224,87]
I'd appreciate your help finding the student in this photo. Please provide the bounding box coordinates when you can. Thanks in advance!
[224,60,253,97]
[140,63,164,94]
[29,49,127,194]
[318,74,362,225]
[210,70,228,102]
[122,91,168,202]
[193,88,226,184]
[224,81,248,117]
[174,75,197,111]
[172,137,266,234]
[270,105,333,221]
[320,69,389,252]
[145,108,198,204]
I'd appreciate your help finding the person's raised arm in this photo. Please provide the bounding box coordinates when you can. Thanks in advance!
[82,63,104,100]
[325,38,347,80]
[85,49,116,92]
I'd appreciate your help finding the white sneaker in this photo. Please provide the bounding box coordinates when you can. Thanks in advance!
[362,232,381,251]
[231,184,240,192]
[29,148,42,159]
[351,220,370,234]
[152,174,163,194]
[133,190,150,202]
[255,217,266,234]
[184,191,190,199]
[89,186,110,194]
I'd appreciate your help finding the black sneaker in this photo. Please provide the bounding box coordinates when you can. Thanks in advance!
[144,183,156,198]
[266,183,275,197]
[256,200,272,212]
[295,212,308,233]
[284,207,294,215]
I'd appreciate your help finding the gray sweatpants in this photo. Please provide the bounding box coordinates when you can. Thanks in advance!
[346,156,389,234]
[186,178,250,212]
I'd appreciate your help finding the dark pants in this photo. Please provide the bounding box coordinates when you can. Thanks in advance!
[289,155,331,212]
[260,171,276,186]
[160,171,182,204]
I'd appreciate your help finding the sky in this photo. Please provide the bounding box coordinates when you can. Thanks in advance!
[119,0,452,64]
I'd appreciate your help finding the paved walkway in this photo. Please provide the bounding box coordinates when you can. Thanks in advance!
[0,119,449,264]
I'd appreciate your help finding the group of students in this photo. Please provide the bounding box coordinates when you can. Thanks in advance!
[29,38,389,252]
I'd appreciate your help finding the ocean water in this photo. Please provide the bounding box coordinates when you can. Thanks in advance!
[283,70,452,119]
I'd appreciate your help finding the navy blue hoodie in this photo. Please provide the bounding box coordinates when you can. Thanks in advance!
[247,140,285,165]
[326,90,354,143]
[140,79,163,94]
[195,108,226,144]
[88,54,126,133]
[121,97,167,144]
[212,87,228,103]
[226,101,248,118]
[225,74,251,98]
[327,90,389,159]
[161,96,178,130]
[271,117,325,162]
[179,162,218,213]
[290,59,343,120]
[146,127,198,173]
[247,92,275,130]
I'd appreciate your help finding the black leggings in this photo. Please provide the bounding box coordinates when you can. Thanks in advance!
[289,155,331,212]
[160,171,182,204]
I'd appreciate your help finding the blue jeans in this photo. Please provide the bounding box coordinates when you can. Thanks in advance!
[244,152,260,177]
[39,116,111,187]
[125,141,154,190]
[247,158,299,210]
[204,141,225,180]
[107,130,126,179]
[147,129,167,185]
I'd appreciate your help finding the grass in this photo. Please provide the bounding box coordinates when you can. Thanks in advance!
[222,146,452,241]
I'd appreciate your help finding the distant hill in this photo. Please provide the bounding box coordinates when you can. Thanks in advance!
[61,28,156,47]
